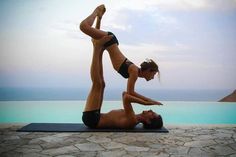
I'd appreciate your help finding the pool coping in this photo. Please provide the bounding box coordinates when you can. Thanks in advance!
[1,123,236,129]
[1,123,236,156]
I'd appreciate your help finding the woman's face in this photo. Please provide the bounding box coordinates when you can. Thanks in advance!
[144,71,157,81]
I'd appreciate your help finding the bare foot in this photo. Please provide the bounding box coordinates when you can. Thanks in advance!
[91,35,113,49]
[95,4,106,18]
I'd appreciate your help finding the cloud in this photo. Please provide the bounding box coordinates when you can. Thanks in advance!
[108,0,236,12]
[101,9,182,47]
[119,41,192,67]
[49,19,85,40]
[180,0,236,11]
[104,22,132,31]
[1,1,235,90]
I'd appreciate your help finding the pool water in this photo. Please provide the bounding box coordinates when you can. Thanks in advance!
[0,101,236,124]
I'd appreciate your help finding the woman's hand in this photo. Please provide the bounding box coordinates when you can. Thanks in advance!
[153,101,163,106]
[145,100,163,106]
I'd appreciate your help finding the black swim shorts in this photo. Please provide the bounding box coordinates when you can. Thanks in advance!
[82,109,101,128]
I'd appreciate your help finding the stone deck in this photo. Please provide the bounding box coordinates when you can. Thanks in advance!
[0,124,236,157]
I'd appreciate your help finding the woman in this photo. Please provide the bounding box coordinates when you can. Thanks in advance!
[80,4,162,105]
[82,34,163,129]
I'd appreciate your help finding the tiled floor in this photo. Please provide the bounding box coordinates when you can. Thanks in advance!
[0,124,236,157]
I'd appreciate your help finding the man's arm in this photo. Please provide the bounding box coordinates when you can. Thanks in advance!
[122,92,150,116]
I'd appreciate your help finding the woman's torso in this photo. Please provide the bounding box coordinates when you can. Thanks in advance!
[106,45,127,71]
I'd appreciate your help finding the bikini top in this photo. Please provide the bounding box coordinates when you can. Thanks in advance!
[118,59,133,78]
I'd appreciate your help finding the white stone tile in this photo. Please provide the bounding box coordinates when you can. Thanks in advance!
[41,146,78,156]
[75,142,104,151]
[100,141,126,149]
[184,140,216,147]
[87,136,111,143]
[124,146,149,152]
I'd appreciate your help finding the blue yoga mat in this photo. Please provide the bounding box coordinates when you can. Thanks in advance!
[17,123,169,133]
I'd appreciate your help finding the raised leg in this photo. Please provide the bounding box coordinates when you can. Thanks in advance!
[96,12,104,108]
[84,47,105,111]
[80,5,107,39]
[97,47,105,108]
[84,36,112,111]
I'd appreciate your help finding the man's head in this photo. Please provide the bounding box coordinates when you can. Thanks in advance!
[140,59,160,81]
[140,110,163,129]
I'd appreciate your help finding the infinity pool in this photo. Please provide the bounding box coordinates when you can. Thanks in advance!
[0,101,236,124]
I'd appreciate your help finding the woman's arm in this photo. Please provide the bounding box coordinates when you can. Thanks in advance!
[123,92,156,107]
[127,67,163,105]
[131,91,163,105]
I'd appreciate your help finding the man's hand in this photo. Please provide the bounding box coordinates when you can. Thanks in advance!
[92,35,113,50]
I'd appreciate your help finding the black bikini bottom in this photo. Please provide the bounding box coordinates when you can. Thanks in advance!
[103,31,119,49]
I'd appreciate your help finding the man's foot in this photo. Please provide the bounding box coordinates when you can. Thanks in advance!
[95,4,106,18]
[91,35,113,49]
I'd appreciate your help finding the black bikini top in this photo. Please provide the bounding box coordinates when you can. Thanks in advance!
[118,59,133,78]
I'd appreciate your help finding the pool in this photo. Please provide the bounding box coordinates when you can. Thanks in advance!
[0,101,236,124]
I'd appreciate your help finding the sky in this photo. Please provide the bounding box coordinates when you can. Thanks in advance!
[0,0,236,91]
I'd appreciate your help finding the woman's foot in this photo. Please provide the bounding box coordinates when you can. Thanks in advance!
[95,4,106,18]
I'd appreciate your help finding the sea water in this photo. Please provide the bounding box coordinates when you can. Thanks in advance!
[0,88,232,101]
[0,101,236,124]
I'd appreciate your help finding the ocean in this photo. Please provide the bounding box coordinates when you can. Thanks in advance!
[1,101,236,124]
[1,88,236,124]
[0,88,232,101]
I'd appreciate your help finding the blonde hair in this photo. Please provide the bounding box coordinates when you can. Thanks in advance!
[140,59,158,71]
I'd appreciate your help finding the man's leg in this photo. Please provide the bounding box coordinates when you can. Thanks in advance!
[98,46,105,109]
[95,15,105,109]
[84,47,104,111]
[84,36,112,111]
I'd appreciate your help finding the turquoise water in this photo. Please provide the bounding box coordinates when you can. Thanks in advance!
[0,101,236,124]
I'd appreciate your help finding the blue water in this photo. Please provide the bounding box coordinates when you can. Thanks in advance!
[0,101,236,124]
[0,88,232,101]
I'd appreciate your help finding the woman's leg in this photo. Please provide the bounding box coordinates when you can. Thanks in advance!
[80,5,107,39]
[80,5,127,71]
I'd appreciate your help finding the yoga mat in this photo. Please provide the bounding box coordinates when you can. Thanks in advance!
[17,123,169,133]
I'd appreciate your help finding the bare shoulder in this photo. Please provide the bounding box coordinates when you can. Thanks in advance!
[128,64,138,76]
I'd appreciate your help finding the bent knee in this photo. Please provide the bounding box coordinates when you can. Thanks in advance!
[80,21,89,32]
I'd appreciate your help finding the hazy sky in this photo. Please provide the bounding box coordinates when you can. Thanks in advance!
[0,0,236,90]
